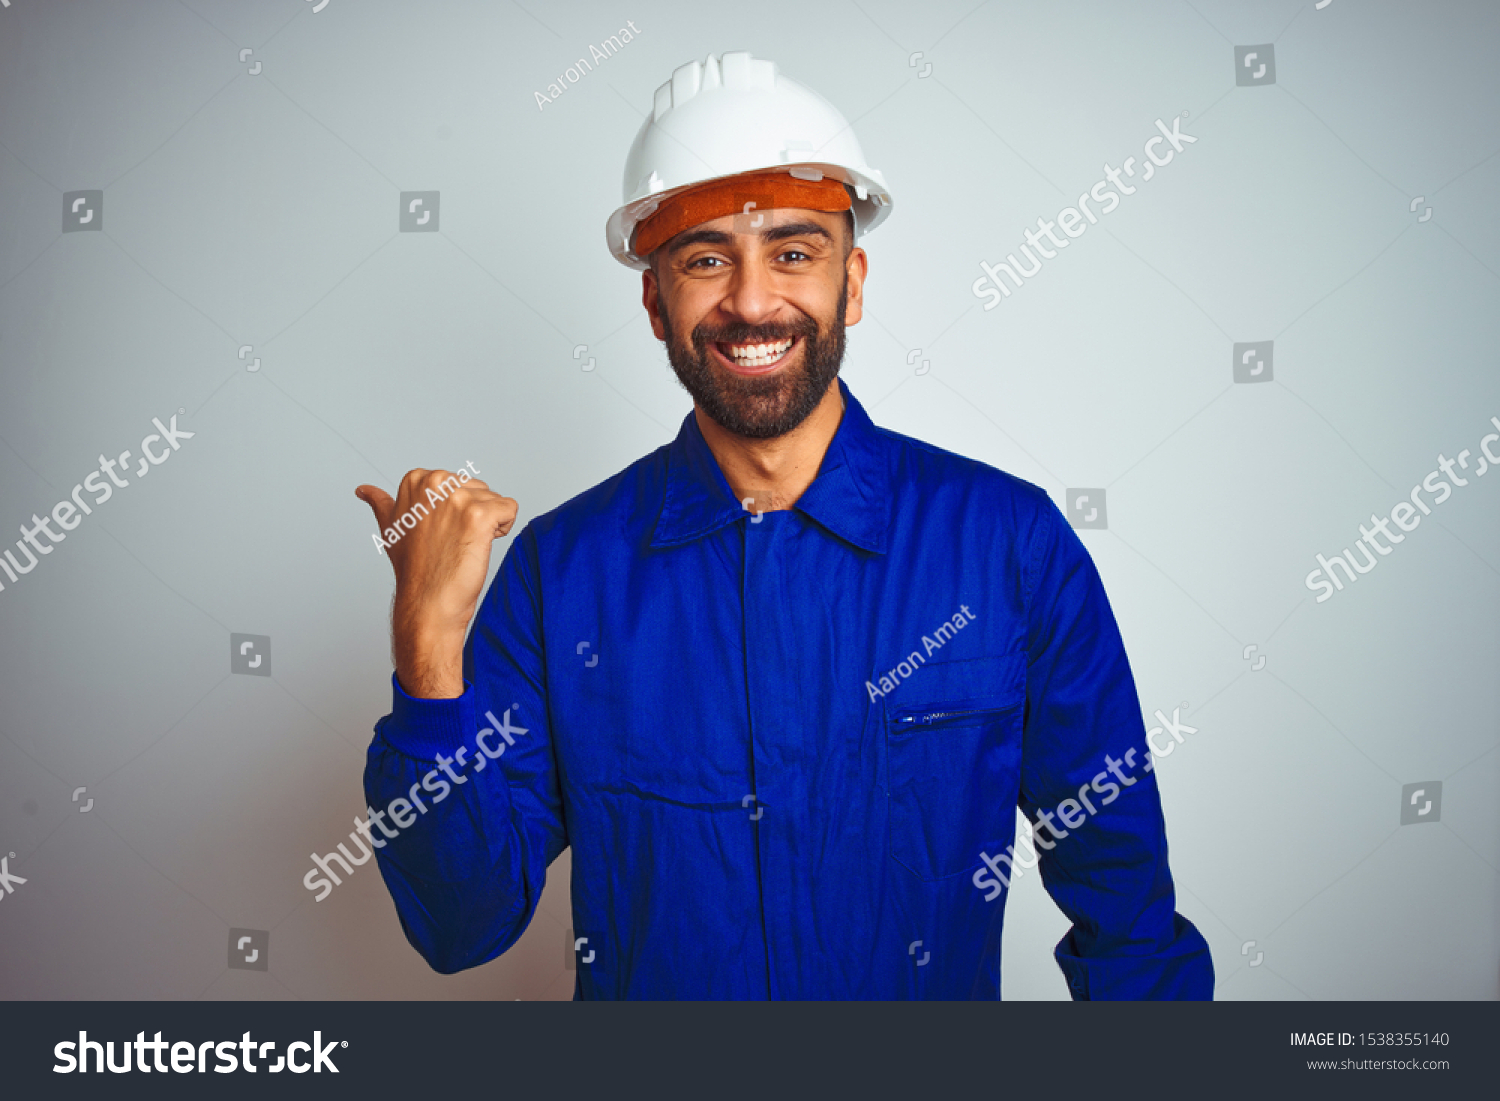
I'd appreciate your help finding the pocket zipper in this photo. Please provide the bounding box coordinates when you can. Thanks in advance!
[895,705,1012,727]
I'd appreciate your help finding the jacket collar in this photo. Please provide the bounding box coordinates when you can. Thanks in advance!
[650,378,891,554]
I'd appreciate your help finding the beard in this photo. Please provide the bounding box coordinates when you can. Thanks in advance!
[659,283,847,440]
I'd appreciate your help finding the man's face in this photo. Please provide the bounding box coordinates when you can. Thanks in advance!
[643,207,866,440]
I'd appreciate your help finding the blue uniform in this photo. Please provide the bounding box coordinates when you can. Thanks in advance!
[364,380,1213,999]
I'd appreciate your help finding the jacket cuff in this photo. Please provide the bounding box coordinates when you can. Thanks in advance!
[376,672,478,761]
[1054,913,1215,1001]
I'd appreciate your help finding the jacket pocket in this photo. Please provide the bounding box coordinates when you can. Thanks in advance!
[885,658,1025,881]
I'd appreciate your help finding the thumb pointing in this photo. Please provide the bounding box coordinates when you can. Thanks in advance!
[355,484,396,531]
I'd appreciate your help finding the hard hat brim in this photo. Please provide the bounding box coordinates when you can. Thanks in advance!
[606,162,892,270]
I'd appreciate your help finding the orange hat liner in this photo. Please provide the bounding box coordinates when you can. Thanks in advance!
[633,173,852,258]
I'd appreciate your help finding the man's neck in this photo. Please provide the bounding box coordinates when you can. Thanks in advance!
[695,379,845,514]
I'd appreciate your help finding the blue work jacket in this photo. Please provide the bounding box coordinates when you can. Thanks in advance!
[364,379,1213,999]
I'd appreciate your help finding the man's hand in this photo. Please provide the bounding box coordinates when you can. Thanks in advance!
[356,469,518,699]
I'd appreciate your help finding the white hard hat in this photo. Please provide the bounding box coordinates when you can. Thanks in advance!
[606,51,893,269]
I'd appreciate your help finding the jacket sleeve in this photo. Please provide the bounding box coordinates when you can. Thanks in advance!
[363,525,565,974]
[1017,492,1214,1000]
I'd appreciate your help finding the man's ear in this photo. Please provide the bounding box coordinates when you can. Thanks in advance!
[642,266,667,341]
[843,246,868,327]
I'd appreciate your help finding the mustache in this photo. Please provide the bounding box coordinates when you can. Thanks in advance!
[691,314,820,352]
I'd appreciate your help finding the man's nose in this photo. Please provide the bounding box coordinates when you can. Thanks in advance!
[717,251,782,326]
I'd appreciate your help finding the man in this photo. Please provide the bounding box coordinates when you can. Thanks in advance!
[355,52,1212,999]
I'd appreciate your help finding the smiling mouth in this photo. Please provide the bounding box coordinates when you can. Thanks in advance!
[712,336,798,374]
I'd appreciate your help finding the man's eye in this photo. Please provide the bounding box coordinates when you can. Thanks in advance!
[687,255,726,269]
[778,250,810,263]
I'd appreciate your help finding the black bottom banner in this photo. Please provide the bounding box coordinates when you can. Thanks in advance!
[1,1000,1491,1099]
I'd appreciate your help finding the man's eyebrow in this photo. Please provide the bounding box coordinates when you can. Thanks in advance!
[666,227,733,255]
[760,221,833,244]
[665,220,835,257]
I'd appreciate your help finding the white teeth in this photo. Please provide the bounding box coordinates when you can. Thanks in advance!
[725,338,793,367]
